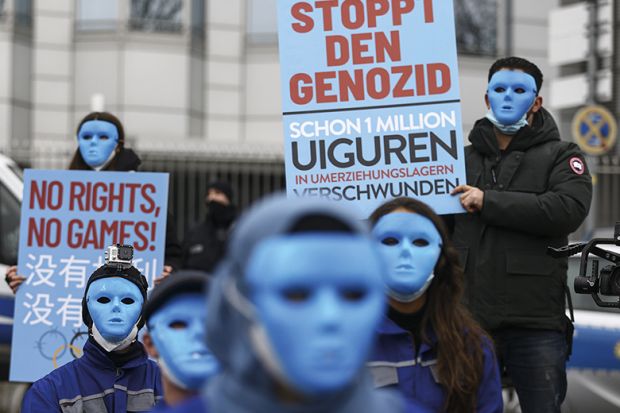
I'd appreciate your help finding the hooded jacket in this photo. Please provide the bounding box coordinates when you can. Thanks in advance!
[203,194,403,413]
[451,108,592,331]
[22,338,162,413]
[180,203,236,273]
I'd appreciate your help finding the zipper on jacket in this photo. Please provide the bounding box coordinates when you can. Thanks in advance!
[491,167,497,185]
[116,367,122,377]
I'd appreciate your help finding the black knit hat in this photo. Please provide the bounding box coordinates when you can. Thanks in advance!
[81,264,149,330]
[144,270,210,325]
[207,181,233,203]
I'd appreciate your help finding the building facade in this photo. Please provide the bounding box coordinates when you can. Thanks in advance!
[0,0,564,230]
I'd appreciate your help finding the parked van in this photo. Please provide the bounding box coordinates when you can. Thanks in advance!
[0,153,27,411]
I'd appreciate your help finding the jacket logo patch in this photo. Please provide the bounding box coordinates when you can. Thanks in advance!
[569,157,585,175]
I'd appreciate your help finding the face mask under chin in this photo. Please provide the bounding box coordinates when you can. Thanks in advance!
[485,109,530,135]
[387,273,435,303]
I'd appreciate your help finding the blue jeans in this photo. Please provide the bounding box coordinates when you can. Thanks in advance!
[492,328,568,413]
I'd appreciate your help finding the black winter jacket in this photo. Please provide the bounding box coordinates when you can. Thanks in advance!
[181,204,236,273]
[452,108,592,332]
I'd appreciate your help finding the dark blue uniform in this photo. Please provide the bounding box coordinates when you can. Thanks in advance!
[22,339,162,412]
[369,317,502,413]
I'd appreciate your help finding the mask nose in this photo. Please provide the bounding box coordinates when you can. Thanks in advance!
[399,239,414,257]
[188,319,204,341]
[316,290,342,332]
[112,297,121,312]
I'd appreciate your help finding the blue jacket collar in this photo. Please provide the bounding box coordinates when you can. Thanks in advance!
[377,315,438,354]
[82,337,148,371]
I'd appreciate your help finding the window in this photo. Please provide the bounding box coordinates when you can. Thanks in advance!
[15,0,32,27]
[247,0,277,44]
[130,0,183,33]
[0,183,20,265]
[76,0,119,31]
[454,0,497,56]
[191,0,205,39]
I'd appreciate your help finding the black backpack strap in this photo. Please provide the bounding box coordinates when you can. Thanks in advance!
[565,283,574,322]
[564,283,575,361]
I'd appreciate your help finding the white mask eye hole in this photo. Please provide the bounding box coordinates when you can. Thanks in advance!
[97,296,111,304]
[412,239,430,247]
[121,297,135,305]
[381,237,399,246]
[169,320,188,330]
[282,287,311,303]
[81,134,93,140]
[494,87,506,93]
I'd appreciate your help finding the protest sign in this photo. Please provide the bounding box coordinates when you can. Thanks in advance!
[278,0,465,217]
[10,169,168,382]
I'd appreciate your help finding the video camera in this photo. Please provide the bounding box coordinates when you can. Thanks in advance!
[104,243,134,270]
[548,222,620,308]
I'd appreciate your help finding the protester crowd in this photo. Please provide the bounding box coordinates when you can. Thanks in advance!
[5,56,592,413]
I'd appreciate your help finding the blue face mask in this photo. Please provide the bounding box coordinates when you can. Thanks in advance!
[148,294,219,390]
[87,277,143,343]
[245,234,385,395]
[77,120,119,168]
[372,213,442,303]
[486,70,538,132]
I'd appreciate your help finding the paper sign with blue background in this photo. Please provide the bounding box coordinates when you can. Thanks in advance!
[10,169,168,382]
[278,0,466,217]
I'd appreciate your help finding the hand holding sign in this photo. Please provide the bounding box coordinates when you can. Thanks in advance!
[278,0,466,217]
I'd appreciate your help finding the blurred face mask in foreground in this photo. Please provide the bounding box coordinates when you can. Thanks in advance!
[148,293,219,390]
[246,234,385,394]
[372,212,442,303]
[87,277,143,343]
[77,120,119,168]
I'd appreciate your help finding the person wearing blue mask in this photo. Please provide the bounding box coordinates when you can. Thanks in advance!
[69,112,141,172]
[142,271,219,411]
[450,57,592,413]
[368,197,502,413]
[22,256,162,412]
[5,112,182,292]
[167,194,404,413]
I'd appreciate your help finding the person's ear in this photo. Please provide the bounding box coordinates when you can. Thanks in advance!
[526,95,543,125]
[484,93,490,110]
[142,331,159,359]
[531,95,543,113]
